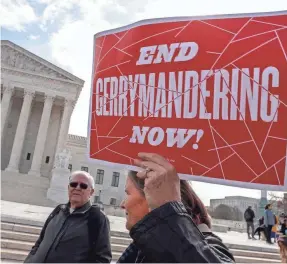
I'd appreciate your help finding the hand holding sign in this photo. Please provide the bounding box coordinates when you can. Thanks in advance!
[134,153,181,210]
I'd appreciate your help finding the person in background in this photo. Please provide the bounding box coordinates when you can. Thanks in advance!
[254,216,265,240]
[24,171,112,263]
[264,204,275,244]
[278,218,287,263]
[244,206,256,239]
[117,152,235,263]
[271,215,279,243]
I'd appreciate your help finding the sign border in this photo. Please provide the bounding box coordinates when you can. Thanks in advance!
[87,11,287,191]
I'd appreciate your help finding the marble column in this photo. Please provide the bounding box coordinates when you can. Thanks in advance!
[56,99,74,153]
[6,90,35,172]
[28,95,55,176]
[1,84,14,139]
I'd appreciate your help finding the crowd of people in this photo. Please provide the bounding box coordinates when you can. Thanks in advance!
[244,204,287,262]
[22,152,286,263]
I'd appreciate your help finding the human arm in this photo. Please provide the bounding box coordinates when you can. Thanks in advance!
[264,211,268,226]
[251,210,255,219]
[24,205,61,263]
[133,153,234,262]
[89,213,112,263]
[130,201,234,263]
[24,219,49,262]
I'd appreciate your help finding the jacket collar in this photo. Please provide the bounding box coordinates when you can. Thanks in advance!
[62,200,92,214]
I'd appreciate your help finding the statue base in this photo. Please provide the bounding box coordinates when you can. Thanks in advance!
[47,168,70,204]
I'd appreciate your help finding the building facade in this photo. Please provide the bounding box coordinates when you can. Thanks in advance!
[1,40,126,208]
[210,196,260,218]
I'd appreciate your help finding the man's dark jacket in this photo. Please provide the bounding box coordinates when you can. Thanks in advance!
[24,201,112,263]
[244,207,255,222]
[118,202,235,263]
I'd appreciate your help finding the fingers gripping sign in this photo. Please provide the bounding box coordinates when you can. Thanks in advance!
[134,153,181,210]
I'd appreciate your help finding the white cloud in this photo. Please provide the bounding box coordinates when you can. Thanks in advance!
[28,34,40,40]
[40,0,78,28]
[0,0,38,31]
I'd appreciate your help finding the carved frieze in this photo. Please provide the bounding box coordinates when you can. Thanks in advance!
[1,46,73,81]
[1,67,81,95]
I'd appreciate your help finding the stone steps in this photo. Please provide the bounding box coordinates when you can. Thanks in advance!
[1,238,129,254]
[1,221,281,263]
[230,248,280,260]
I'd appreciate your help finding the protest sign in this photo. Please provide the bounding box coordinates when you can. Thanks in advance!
[88,11,287,191]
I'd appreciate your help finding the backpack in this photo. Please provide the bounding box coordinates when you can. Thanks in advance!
[38,204,104,262]
[244,210,252,221]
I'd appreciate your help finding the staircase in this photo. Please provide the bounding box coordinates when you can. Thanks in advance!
[1,221,281,263]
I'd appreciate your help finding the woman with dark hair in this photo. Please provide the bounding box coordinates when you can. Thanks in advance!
[117,152,234,263]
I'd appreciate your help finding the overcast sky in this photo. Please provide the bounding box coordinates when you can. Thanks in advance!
[1,0,286,205]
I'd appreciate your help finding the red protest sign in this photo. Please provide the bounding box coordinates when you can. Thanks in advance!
[88,11,287,191]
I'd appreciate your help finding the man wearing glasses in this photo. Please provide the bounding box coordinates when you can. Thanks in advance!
[24,171,112,263]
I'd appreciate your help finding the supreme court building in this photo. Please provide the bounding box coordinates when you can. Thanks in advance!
[1,40,127,208]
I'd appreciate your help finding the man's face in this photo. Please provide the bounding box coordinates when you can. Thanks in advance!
[68,174,94,207]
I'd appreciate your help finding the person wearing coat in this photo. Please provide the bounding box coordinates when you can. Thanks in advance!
[24,171,111,263]
[264,203,275,244]
[117,152,235,263]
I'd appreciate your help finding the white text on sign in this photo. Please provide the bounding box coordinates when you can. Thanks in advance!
[136,42,199,65]
[129,126,204,149]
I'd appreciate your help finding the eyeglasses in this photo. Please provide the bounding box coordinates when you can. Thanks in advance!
[69,182,89,190]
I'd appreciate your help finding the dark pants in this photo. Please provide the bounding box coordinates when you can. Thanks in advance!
[246,221,255,238]
[265,225,273,242]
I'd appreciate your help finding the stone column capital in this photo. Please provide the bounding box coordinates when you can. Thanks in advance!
[64,99,76,109]
[45,94,55,103]
[4,84,15,95]
[24,89,36,98]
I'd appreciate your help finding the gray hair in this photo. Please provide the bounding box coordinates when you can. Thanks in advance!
[69,170,95,189]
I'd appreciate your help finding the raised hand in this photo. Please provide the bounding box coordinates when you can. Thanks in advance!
[134,153,181,210]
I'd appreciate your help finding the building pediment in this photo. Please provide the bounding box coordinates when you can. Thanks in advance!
[1,40,84,85]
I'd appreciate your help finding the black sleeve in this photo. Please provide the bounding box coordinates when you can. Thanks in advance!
[24,205,61,263]
[90,212,112,263]
[24,219,48,262]
[130,202,234,263]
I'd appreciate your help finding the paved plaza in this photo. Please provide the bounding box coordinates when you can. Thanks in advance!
[1,200,279,250]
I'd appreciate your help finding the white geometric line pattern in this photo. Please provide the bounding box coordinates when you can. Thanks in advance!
[250,156,286,183]
[122,26,185,50]
[199,20,236,35]
[208,140,253,151]
[91,15,287,187]
[181,155,210,169]
[268,136,287,141]
[200,153,236,177]
[219,70,268,169]
[252,19,287,29]
[232,27,286,43]
[260,103,280,154]
[276,31,287,62]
